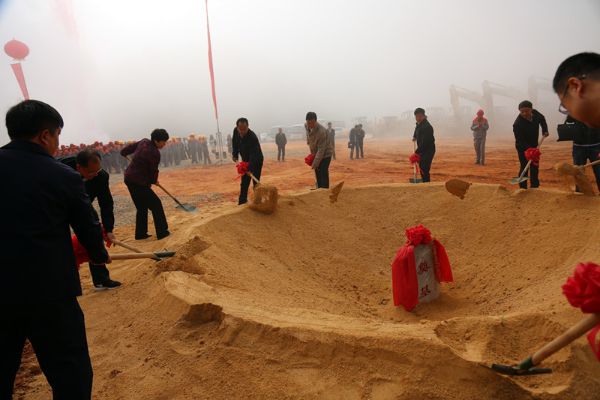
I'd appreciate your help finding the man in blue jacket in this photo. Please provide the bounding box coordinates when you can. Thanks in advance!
[0,100,110,399]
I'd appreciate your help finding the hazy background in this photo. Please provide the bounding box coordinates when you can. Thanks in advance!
[1,0,599,145]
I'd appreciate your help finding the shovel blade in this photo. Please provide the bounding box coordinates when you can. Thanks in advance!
[491,364,552,376]
[509,176,529,185]
[409,178,423,184]
[154,251,176,258]
[176,203,197,212]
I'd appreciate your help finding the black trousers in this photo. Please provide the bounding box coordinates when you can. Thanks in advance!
[573,144,600,192]
[356,139,364,158]
[89,264,110,286]
[419,149,435,182]
[315,157,332,188]
[0,298,92,400]
[125,181,169,238]
[277,146,285,161]
[517,150,539,189]
[239,161,263,205]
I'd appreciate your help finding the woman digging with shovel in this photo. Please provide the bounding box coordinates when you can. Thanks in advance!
[121,129,171,240]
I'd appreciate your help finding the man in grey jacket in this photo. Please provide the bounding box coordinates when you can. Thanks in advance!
[471,109,489,165]
[305,112,333,188]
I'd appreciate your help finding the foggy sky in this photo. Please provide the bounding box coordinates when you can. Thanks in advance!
[1,0,599,145]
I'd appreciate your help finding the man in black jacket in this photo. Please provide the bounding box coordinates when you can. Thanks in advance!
[513,100,549,189]
[232,117,264,204]
[60,149,121,290]
[566,116,600,191]
[0,100,110,399]
[412,108,436,182]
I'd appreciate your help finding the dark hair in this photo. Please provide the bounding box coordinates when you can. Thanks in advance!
[76,148,102,167]
[414,107,425,115]
[305,112,317,121]
[5,100,64,140]
[553,52,600,93]
[151,128,169,142]
[236,117,249,126]
[518,100,533,110]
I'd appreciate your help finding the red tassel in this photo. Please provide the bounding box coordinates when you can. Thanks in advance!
[409,153,421,164]
[525,147,542,167]
[391,245,419,311]
[562,262,600,313]
[305,153,315,166]
[405,224,432,246]
[433,239,453,283]
[71,235,89,268]
[588,325,600,361]
[236,161,249,175]
[563,262,600,362]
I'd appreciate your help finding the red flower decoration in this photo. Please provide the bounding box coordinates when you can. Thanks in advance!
[525,148,542,167]
[236,161,250,175]
[562,262,600,313]
[409,153,421,164]
[305,153,315,166]
[405,224,432,246]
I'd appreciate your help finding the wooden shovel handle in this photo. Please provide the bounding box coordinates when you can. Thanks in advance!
[111,252,166,260]
[531,313,600,366]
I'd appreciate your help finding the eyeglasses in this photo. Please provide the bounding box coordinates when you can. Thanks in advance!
[558,75,587,115]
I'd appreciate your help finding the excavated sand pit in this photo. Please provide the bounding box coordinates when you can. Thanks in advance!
[144,183,600,399]
[21,183,600,399]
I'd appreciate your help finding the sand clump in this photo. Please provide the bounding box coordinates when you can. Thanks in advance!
[17,183,600,400]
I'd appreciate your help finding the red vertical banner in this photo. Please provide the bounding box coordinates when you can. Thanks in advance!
[205,0,218,121]
[10,63,29,100]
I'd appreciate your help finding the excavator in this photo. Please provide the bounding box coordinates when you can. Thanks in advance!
[450,76,553,126]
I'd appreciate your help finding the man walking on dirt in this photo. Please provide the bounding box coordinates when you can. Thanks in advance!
[275,128,287,162]
[355,124,365,159]
[349,125,358,159]
[513,100,549,189]
[412,108,436,182]
[1,100,110,399]
[326,122,336,160]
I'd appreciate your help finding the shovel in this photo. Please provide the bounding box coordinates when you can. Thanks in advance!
[110,251,176,261]
[509,136,546,185]
[112,239,161,261]
[155,183,197,212]
[554,159,600,196]
[491,313,600,376]
[409,141,423,184]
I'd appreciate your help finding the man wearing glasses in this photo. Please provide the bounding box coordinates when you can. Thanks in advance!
[553,52,600,129]
[512,101,549,189]
[60,149,122,290]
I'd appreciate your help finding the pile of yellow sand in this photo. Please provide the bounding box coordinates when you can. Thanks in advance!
[19,183,600,399]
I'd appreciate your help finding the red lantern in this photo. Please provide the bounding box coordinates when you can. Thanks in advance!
[4,39,29,60]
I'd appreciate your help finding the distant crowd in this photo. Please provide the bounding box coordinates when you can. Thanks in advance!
[55,133,235,174]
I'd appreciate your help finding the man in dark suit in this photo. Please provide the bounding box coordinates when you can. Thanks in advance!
[512,100,549,189]
[232,118,264,204]
[412,108,436,182]
[60,149,121,290]
[0,100,110,399]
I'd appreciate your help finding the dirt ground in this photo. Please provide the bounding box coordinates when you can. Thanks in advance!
[13,136,600,400]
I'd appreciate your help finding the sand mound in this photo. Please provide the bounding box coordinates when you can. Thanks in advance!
[24,183,600,399]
